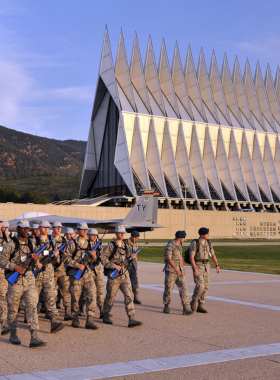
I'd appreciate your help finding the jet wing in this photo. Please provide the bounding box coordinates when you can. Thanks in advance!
[9,190,165,233]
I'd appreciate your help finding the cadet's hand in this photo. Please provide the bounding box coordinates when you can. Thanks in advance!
[14,265,24,274]
[183,269,186,275]
[77,264,85,271]
[32,254,40,262]
[114,265,121,272]
[100,249,104,256]
[90,250,96,257]
[53,250,59,259]
[193,269,199,278]
[175,268,182,275]
[131,254,137,260]
[89,264,94,271]
[216,265,220,273]
[38,263,43,270]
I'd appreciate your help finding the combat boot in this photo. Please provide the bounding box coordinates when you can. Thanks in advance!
[10,329,21,345]
[40,304,46,314]
[72,313,82,328]
[128,316,143,328]
[85,315,99,330]
[64,306,73,321]
[99,307,104,319]
[45,310,51,320]
[190,299,197,312]
[100,310,112,319]
[163,305,171,314]
[50,316,65,333]
[1,320,10,336]
[29,330,47,348]
[134,294,142,304]
[183,305,195,315]
[197,302,208,313]
[78,305,84,317]
[103,313,113,325]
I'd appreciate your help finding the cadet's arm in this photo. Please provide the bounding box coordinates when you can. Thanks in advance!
[63,242,82,269]
[189,254,199,278]
[166,255,182,275]
[0,243,15,271]
[101,244,119,270]
[181,258,186,275]
[211,252,220,273]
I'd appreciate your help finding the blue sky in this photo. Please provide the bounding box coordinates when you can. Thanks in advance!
[1,0,280,140]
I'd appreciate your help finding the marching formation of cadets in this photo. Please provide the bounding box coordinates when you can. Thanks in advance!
[0,216,220,348]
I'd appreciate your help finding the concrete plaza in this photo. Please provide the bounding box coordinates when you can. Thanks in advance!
[0,262,280,379]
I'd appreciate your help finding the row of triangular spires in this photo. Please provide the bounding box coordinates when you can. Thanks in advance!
[100,27,280,135]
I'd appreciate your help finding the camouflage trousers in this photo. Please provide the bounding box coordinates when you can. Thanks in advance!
[163,271,189,306]
[92,264,104,311]
[69,272,96,317]
[0,269,8,322]
[35,272,58,317]
[104,271,134,317]
[127,263,139,295]
[6,272,39,330]
[192,263,210,304]
[54,267,71,308]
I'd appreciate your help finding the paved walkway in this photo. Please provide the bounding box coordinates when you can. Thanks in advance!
[149,242,280,246]
[1,263,280,379]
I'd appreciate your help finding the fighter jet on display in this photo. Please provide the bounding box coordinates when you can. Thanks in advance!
[8,190,164,233]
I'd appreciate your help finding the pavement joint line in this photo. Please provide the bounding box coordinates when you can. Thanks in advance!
[138,261,280,277]
[140,280,280,286]
[2,343,280,379]
[139,285,280,311]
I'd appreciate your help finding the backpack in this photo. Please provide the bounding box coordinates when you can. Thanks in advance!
[184,239,212,264]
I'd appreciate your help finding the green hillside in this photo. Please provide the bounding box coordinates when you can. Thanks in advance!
[0,126,86,203]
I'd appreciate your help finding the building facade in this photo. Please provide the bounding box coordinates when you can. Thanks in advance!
[79,27,280,213]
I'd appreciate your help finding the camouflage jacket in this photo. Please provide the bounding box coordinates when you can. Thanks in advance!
[35,235,55,276]
[0,237,36,272]
[88,239,103,267]
[189,238,214,263]
[52,234,67,270]
[164,239,184,273]
[124,238,138,269]
[101,240,131,270]
[64,236,97,269]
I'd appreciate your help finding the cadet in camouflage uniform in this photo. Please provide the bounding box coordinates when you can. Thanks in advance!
[189,227,220,313]
[102,225,142,328]
[0,220,46,347]
[88,228,104,318]
[163,231,194,315]
[2,221,12,239]
[64,222,98,330]
[52,222,72,321]
[35,220,65,333]
[0,216,11,335]
[125,231,142,304]
[29,223,40,240]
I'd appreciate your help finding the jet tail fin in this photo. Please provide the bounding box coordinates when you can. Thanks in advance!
[152,192,160,224]
[123,190,154,228]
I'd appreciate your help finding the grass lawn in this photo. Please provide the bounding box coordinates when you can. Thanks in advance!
[103,238,280,243]
[137,245,280,275]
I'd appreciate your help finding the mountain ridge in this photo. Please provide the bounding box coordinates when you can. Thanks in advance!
[0,125,87,202]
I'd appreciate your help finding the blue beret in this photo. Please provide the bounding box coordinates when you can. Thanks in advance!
[175,231,186,239]
[131,231,140,238]
[198,227,209,236]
